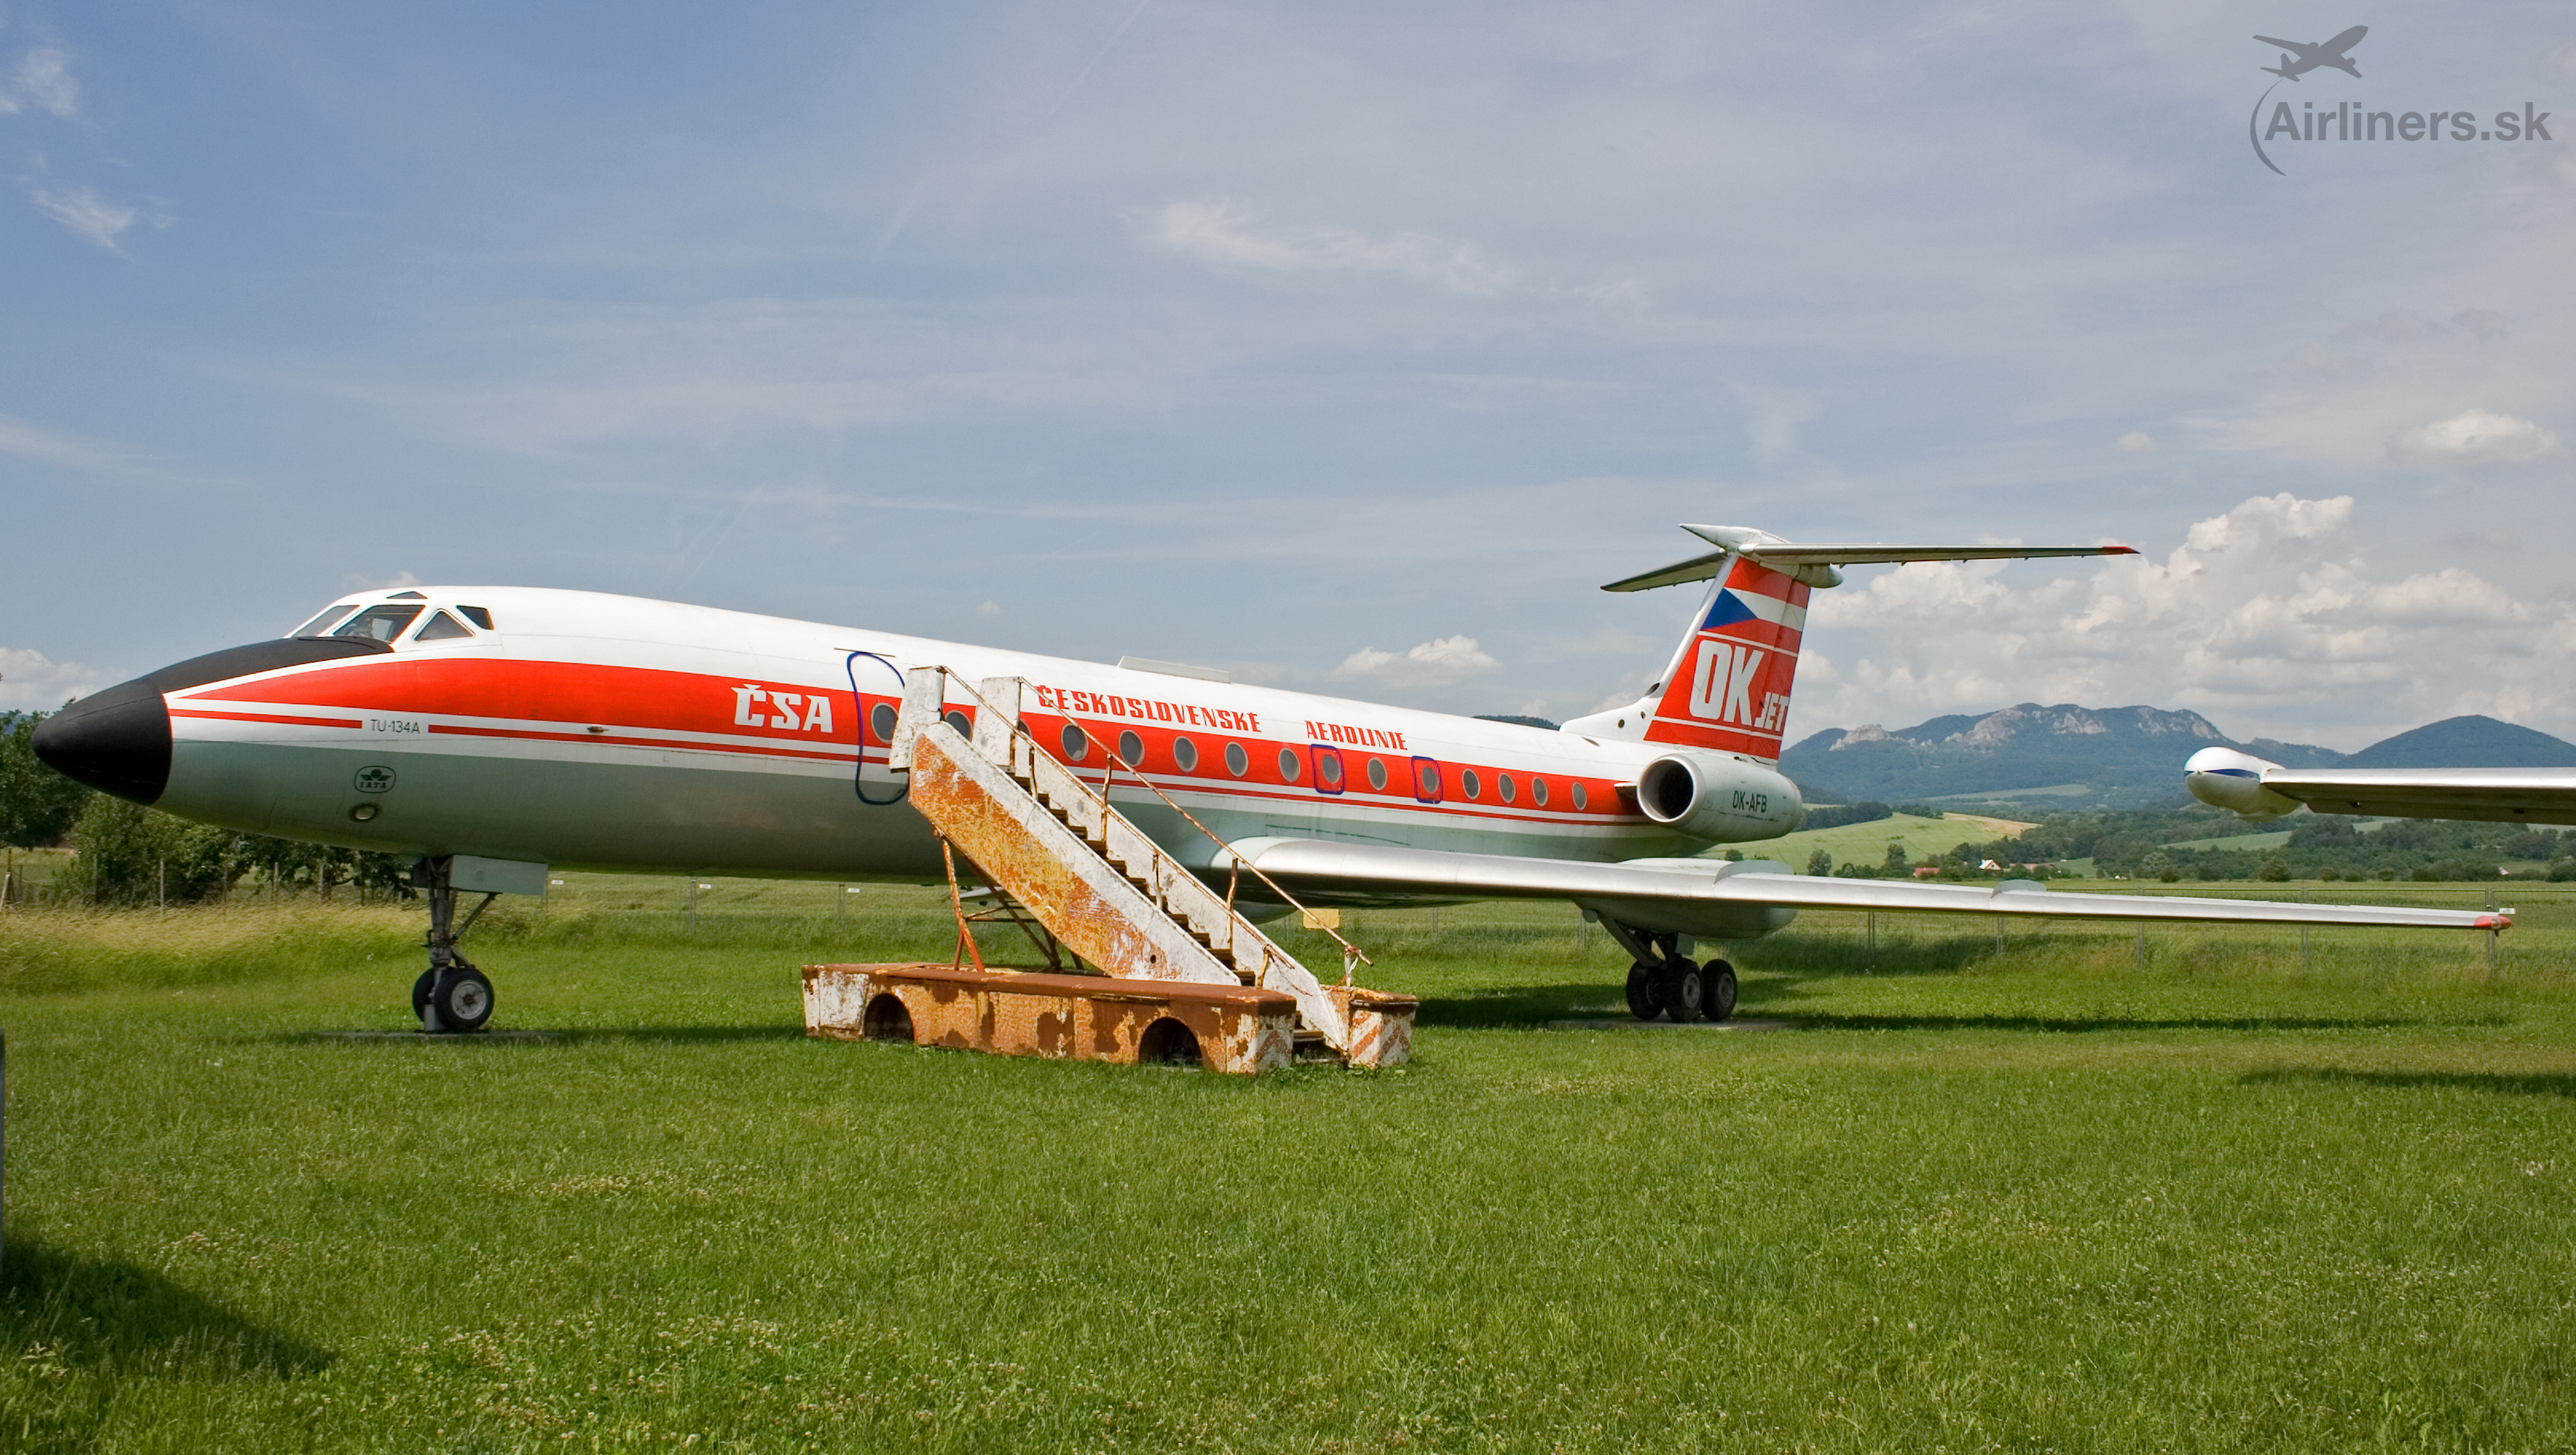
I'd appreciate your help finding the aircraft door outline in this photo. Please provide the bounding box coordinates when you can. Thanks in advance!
[844,651,909,806]
[1309,744,1346,795]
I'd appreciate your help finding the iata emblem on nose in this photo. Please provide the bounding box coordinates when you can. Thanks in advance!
[353,765,397,794]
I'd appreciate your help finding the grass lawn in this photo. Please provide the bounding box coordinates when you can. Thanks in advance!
[0,881,2571,1451]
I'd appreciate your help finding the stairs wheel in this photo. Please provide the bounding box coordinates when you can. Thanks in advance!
[1139,1017,1202,1068]
[1624,962,1661,1021]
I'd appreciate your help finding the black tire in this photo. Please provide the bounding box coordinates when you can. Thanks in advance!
[411,969,436,1022]
[1703,960,1738,1023]
[1624,962,1661,1020]
[426,967,494,1033]
[1661,958,1704,1023]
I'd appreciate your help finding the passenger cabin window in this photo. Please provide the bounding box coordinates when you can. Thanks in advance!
[332,605,424,643]
[291,605,359,637]
[414,610,475,641]
[458,605,495,630]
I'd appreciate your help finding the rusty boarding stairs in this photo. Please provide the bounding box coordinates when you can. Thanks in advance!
[868,669,1413,1070]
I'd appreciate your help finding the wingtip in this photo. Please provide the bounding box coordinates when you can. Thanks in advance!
[2475,913,2514,930]
[2103,545,2140,555]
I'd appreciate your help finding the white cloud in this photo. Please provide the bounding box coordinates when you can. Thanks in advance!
[1148,198,1518,295]
[1331,634,1499,688]
[2387,408,2561,466]
[0,648,102,710]
[1792,493,2576,748]
[977,599,1002,616]
[31,186,136,251]
[338,569,422,592]
[2116,431,2155,452]
[8,48,79,117]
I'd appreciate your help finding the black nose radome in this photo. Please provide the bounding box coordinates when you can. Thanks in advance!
[32,636,394,807]
[34,678,171,804]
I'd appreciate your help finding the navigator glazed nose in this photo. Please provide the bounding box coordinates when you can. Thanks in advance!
[33,674,172,804]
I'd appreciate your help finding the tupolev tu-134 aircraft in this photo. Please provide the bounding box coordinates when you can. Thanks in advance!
[34,525,2507,1034]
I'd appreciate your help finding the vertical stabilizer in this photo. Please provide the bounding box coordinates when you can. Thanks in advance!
[1640,555,1809,760]
[1566,525,2138,766]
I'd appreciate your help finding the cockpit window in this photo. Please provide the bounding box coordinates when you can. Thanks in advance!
[332,605,424,642]
[458,605,494,630]
[291,604,359,638]
[414,610,474,641]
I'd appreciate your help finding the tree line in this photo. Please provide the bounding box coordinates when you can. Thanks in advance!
[2,708,414,905]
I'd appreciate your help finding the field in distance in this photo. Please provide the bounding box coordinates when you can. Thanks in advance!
[1726,809,2038,867]
[0,880,2570,1450]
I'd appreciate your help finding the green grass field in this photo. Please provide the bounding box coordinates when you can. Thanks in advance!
[1718,811,2034,869]
[1,877,2572,1451]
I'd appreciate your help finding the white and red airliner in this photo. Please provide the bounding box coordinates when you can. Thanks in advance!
[34,525,2507,1032]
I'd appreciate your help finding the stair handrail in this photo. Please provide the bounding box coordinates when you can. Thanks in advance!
[932,669,1372,983]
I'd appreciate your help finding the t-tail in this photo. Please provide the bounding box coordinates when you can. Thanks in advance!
[1562,525,2139,767]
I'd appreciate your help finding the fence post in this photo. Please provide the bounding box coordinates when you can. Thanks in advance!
[1866,911,1876,971]
[2299,888,2311,972]
[836,884,847,925]
[2135,924,2147,969]
[687,878,698,929]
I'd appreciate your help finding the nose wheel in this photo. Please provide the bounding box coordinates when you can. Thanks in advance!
[413,964,496,1033]
[414,856,499,1035]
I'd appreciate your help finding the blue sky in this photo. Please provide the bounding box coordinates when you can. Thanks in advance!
[3,1,2572,751]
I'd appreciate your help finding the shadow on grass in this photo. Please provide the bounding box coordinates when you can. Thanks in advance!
[2241,1067,2576,1098]
[1414,984,1616,1029]
[0,1240,331,1377]
[267,1023,804,1047]
[1782,1011,2452,1035]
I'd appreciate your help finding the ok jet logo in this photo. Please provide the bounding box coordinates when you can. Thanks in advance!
[1688,640,1789,733]
[733,684,836,733]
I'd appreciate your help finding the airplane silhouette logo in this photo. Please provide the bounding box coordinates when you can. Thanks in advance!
[2254,25,2367,81]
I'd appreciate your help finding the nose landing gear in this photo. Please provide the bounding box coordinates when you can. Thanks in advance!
[414,856,497,1034]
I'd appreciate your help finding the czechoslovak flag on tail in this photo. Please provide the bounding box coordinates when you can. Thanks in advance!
[1643,557,1808,762]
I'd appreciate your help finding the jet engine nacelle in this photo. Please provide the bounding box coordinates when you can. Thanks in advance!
[2183,746,2299,823]
[1634,749,1804,843]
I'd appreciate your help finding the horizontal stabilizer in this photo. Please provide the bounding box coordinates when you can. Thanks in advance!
[1603,524,2137,593]
[2228,766,2576,827]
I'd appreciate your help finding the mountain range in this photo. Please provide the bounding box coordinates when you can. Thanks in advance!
[1778,708,2576,810]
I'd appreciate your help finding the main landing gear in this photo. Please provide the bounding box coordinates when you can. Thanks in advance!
[414,856,497,1034]
[1603,919,1737,1023]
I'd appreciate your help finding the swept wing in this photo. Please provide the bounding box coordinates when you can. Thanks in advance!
[1213,836,2507,931]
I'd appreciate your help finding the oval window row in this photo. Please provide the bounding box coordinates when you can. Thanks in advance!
[861,701,1600,812]
[1048,722,1591,810]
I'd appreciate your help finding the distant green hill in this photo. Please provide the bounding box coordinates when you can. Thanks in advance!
[1782,706,2576,810]
[2343,714,2576,768]
[1781,703,2340,809]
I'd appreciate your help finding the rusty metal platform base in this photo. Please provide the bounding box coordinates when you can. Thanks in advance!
[804,963,1415,1073]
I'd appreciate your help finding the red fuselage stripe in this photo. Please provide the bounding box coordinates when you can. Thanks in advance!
[171,709,364,730]
[426,723,859,763]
